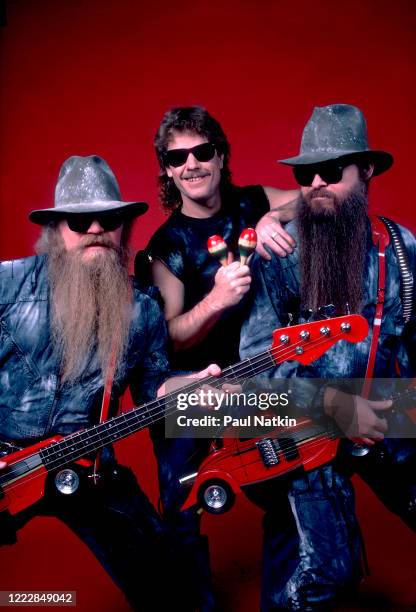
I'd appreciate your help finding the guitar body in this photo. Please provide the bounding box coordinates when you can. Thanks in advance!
[182,418,339,512]
[0,438,60,515]
[180,314,371,514]
[0,315,369,519]
[0,436,93,516]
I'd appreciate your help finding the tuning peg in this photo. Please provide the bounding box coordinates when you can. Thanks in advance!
[207,235,228,266]
[318,304,336,319]
[300,308,313,322]
[238,228,257,265]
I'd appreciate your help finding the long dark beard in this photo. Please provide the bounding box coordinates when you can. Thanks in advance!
[37,228,133,383]
[297,182,369,314]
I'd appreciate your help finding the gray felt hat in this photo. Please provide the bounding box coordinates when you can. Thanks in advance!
[279,104,393,175]
[29,155,148,225]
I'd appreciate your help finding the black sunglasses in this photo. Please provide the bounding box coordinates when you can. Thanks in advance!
[293,162,345,186]
[66,213,124,233]
[164,142,217,168]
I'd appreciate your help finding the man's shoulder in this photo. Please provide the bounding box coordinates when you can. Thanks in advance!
[131,278,165,313]
[395,222,416,247]
[378,218,416,263]
[146,210,187,257]
[0,255,47,305]
[234,183,264,193]
[149,210,185,239]
[228,184,266,205]
[222,184,269,226]
[0,254,43,276]
[0,255,46,285]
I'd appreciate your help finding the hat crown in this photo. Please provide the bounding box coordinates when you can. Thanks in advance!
[55,155,122,207]
[301,104,369,155]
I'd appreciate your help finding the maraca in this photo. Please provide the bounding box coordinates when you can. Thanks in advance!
[207,235,228,266]
[238,228,257,264]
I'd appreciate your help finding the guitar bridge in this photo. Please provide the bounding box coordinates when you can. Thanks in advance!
[257,436,300,468]
[256,438,280,467]
[275,437,300,461]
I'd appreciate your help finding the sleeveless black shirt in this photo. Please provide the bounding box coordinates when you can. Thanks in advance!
[136,184,269,370]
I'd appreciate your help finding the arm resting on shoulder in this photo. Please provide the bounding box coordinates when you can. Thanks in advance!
[256,187,299,260]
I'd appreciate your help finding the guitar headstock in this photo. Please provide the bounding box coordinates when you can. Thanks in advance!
[271,314,369,366]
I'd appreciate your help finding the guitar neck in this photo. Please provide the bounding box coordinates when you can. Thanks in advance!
[39,349,276,472]
[38,314,368,473]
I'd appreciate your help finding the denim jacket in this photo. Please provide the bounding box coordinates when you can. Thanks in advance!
[240,220,416,412]
[0,255,169,441]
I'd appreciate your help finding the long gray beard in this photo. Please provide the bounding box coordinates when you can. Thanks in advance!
[297,182,369,314]
[38,228,133,383]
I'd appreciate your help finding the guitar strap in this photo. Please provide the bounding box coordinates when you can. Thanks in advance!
[93,345,118,483]
[363,215,415,397]
[362,216,390,399]
[378,216,414,323]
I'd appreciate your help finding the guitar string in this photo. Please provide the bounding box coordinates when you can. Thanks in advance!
[38,327,352,460]
[0,328,364,491]
[32,331,347,468]
[1,421,343,494]
[4,382,413,495]
[1,326,363,493]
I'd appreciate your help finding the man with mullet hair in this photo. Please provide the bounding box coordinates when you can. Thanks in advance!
[136,106,299,611]
[0,155,219,611]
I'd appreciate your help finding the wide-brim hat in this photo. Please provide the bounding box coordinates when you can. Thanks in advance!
[279,104,393,176]
[29,155,148,225]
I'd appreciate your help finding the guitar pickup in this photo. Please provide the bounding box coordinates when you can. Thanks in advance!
[274,437,300,461]
[256,438,280,467]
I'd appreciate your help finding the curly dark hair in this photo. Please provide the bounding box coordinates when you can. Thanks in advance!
[154,106,232,212]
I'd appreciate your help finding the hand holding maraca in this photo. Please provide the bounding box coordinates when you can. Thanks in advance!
[205,230,255,311]
[207,228,258,267]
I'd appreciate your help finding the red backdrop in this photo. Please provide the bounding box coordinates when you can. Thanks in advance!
[1,0,415,609]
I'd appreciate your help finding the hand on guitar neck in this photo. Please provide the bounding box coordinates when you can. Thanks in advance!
[157,363,241,410]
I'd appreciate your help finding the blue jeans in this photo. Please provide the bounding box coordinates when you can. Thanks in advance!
[153,429,362,612]
[152,432,216,611]
[259,466,362,611]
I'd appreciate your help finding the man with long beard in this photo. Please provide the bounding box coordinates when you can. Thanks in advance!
[0,155,217,610]
[240,104,416,610]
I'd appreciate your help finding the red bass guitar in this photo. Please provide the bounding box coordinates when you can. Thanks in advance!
[0,315,368,518]
[180,383,416,514]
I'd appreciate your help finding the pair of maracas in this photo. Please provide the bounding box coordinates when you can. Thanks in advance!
[207,228,257,266]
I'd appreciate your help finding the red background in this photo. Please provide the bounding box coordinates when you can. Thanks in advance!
[1,0,416,609]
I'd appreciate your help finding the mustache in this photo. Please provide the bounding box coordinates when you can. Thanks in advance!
[309,188,334,199]
[75,235,120,251]
[182,171,209,179]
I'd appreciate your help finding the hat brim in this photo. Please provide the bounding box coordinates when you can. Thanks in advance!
[278,150,394,176]
[29,200,149,226]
